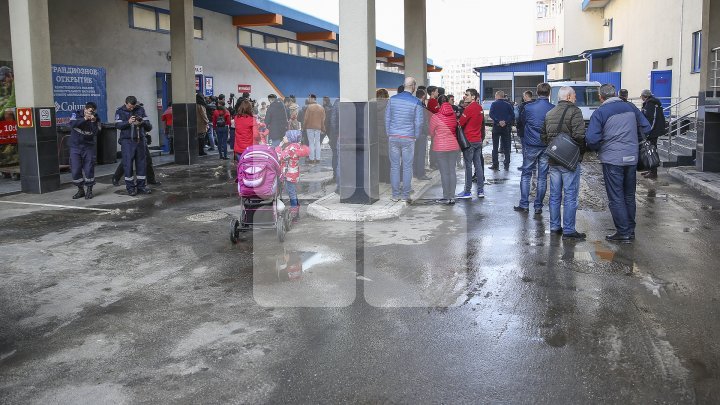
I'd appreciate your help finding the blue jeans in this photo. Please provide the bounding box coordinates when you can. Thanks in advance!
[389,138,415,199]
[549,164,581,234]
[206,126,216,149]
[463,142,484,193]
[307,129,321,160]
[519,145,549,210]
[216,127,229,158]
[602,163,637,236]
[285,181,298,207]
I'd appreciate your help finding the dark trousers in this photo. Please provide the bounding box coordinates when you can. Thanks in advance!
[463,142,484,193]
[492,125,512,169]
[70,145,96,187]
[216,127,229,158]
[329,137,339,179]
[436,151,458,199]
[121,139,147,192]
[115,143,155,184]
[414,135,427,177]
[602,163,637,236]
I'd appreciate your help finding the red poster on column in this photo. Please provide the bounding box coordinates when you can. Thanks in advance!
[0,120,17,145]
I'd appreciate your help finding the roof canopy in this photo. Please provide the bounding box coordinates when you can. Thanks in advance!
[473,46,623,74]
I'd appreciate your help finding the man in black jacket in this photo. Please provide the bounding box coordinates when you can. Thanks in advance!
[264,94,288,147]
[640,89,666,179]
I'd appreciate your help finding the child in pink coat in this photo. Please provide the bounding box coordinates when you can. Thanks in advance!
[276,130,309,221]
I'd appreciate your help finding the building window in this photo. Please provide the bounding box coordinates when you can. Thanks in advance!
[236,28,338,63]
[158,11,170,32]
[653,61,659,70]
[536,29,555,45]
[536,1,549,18]
[129,4,202,39]
[666,58,673,67]
[692,31,702,73]
[131,4,157,31]
[193,17,203,39]
[264,36,277,51]
[608,18,613,41]
[238,29,252,47]
[277,38,289,53]
[288,41,298,55]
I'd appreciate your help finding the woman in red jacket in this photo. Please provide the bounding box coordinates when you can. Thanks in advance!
[233,99,260,160]
[428,95,460,205]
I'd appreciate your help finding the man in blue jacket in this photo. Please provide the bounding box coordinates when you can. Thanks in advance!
[489,91,515,170]
[515,83,554,215]
[586,84,652,243]
[115,96,153,196]
[69,102,101,200]
[385,77,424,203]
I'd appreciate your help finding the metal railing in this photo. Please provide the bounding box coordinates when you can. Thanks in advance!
[712,47,720,98]
[662,96,699,157]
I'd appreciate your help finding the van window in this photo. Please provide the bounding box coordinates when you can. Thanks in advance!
[551,86,601,107]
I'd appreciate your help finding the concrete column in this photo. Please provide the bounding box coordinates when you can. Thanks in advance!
[404,0,427,86]
[9,0,59,193]
[338,0,378,204]
[170,0,198,165]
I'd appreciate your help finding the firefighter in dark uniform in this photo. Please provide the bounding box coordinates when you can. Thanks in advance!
[115,96,152,196]
[69,102,101,199]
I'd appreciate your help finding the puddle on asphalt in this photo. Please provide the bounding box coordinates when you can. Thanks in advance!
[255,251,334,283]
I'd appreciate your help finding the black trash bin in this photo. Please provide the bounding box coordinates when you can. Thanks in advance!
[56,125,71,167]
[97,123,117,165]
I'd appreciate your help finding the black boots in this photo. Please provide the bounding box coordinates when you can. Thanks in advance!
[72,186,85,199]
[85,186,94,200]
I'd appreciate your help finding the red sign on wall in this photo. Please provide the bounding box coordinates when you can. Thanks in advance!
[17,108,33,128]
[238,84,252,93]
[0,121,17,145]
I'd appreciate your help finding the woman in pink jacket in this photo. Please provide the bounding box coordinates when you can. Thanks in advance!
[428,95,460,204]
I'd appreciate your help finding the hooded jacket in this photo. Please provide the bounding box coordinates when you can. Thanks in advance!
[641,96,666,139]
[586,97,652,166]
[428,103,460,152]
[458,100,484,143]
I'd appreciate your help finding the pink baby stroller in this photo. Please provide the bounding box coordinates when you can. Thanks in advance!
[230,145,290,243]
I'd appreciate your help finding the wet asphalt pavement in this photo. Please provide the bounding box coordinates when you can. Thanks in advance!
[1,150,720,404]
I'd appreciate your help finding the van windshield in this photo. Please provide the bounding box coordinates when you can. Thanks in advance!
[551,86,602,107]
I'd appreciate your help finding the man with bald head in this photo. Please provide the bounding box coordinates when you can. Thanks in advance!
[385,77,425,203]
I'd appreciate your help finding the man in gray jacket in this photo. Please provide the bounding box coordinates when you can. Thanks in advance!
[542,87,587,240]
[586,84,652,243]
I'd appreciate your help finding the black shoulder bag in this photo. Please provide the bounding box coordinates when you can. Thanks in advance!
[544,106,581,171]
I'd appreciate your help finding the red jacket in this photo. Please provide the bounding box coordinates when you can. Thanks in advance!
[459,101,484,143]
[161,107,173,127]
[429,103,460,152]
[212,109,232,130]
[234,114,260,155]
[427,97,440,114]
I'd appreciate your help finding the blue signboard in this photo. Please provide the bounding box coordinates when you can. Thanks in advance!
[205,76,214,97]
[52,64,107,125]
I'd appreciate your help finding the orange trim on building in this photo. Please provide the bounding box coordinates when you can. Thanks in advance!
[296,31,337,42]
[237,46,284,98]
[232,14,283,27]
[376,51,395,58]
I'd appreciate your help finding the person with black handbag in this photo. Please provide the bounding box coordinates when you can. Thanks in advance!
[541,87,587,240]
[428,95,461,204]
[586,84,652,243]
[640,89,666,179]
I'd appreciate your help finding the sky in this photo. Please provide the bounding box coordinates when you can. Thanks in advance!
[270,0,537,65]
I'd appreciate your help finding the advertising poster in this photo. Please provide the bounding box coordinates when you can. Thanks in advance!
[52,64,107,126]
[0,61,17,167]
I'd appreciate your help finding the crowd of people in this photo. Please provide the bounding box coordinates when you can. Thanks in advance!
[65,79,664,243]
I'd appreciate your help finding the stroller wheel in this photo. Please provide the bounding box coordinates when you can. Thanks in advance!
[230,219,240,244]
[277,216,286,243]
[284,210,291,232]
